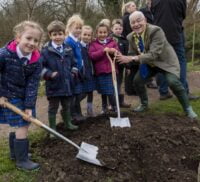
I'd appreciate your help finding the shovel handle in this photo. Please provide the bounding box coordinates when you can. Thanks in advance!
[2,100,81,150]
[106,52,121,118]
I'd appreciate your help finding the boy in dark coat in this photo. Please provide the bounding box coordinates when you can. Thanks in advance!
[40,20,78,133]
[111,19,130,108]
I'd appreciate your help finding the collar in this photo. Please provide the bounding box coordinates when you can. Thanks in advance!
[51,41,63,50]
[98,39,107,44]
[69,33,79,42]
[80,41,87,48]
[16,45,32,60]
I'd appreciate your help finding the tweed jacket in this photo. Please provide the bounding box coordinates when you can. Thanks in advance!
[127,24,180,77]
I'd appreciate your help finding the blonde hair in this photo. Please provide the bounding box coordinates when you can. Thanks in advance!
[65,14,84,36]
[13,20,44,42]
[99,19,111,28]
[122,1,136,15]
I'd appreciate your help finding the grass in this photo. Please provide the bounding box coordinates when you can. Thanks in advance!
[0,130,45,182]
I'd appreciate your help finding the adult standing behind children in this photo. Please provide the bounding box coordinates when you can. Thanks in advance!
[65,14,86,121]
[40,20,78,135]
[151,0,200,100]
[0,21,43,170]
[117,11,197,119]
[89,22,119,114]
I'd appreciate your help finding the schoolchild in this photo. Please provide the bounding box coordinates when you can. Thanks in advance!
[0,21,44,170]
[111,19,130,108]
[40,20,78,132]
[65,14,85,121]
[80,25,96,116]
[89,22,119,114]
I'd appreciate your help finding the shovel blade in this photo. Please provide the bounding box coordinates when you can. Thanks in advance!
[76,142,102,166]
[110,117,131,128]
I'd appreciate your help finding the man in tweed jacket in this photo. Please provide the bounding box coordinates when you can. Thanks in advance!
[117,11,197,119]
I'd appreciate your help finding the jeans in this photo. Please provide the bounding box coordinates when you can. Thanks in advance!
[157,32,189,95]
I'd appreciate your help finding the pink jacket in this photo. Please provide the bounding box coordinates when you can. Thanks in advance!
[88,38,119,76]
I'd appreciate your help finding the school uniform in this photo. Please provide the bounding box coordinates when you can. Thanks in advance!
[89,37,119,111]
[80,41,96,93]
[65,34,84,95]
[0,40,41,127]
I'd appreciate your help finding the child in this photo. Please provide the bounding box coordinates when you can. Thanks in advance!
[111,19,130,108]
[40,20,78,132]
[80,25,96,116]
[0,21,43,170]
[89,22,119,114]
[65,14,85,121]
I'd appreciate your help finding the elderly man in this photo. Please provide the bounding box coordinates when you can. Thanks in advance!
[117,11,197,119]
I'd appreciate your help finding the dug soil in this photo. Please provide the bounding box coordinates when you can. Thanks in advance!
[35,112,200,182]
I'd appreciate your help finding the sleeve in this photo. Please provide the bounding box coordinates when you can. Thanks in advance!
[88,43,105,62]
[139,28,165,64]
[24,61,42,109]
[40,50,53,80]
[0,48,7,97]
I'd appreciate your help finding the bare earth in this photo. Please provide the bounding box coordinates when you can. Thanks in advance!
[0,71,200,138]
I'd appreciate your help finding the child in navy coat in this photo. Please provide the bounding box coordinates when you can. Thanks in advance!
[40,20,78,132]
[0,21,43,171]
[80,25,96,116]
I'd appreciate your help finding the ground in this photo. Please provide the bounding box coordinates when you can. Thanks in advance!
[1,71,200,182]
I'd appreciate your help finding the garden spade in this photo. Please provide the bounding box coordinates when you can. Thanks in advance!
[0,100,103,167]
[106,52,131,128]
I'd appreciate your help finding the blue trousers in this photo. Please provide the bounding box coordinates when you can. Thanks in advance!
[157,32,189,95]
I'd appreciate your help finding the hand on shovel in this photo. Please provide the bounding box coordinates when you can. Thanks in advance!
[0,97,8,107]
[23,109,32,122]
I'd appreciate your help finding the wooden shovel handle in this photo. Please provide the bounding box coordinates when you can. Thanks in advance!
[2,100,43,127]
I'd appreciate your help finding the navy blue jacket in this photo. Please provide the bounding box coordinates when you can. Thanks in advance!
[0,40,41,109]
[81,44,94,80]
[40,41,77,97]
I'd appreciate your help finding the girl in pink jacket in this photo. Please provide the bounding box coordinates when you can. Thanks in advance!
[89,22,119,114]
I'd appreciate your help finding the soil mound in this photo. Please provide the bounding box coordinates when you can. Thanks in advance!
[35,113,200,182]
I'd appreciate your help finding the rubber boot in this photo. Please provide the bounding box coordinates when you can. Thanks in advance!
[185,106,198,119]
[119,94,131,108]
[49,115,56,130]
[9,132,32,160]
[9,132,16,160]
[61,111,78,130]
[133,100,148,112]
[14,139,40,171]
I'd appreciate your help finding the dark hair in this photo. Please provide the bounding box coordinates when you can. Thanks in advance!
[47,20,65,34]
[96,22,110,33]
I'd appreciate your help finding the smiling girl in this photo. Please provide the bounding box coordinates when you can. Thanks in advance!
[0,21,44,170]
[89,22,119,114]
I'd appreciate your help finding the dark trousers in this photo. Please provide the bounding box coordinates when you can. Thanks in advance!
[157,32,189,95]
[134,67,189,111]
[48,96,71,117]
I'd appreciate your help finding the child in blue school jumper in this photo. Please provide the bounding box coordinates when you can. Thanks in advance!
[65,14,85,121]
[89,22,119,114]
[0,21,43,171]
[80,25,96,116]
[40,20,78,132]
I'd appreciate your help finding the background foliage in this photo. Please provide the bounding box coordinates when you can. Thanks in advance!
[0,0,199,62]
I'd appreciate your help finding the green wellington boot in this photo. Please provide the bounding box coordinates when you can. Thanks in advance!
[61,111,78,130]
